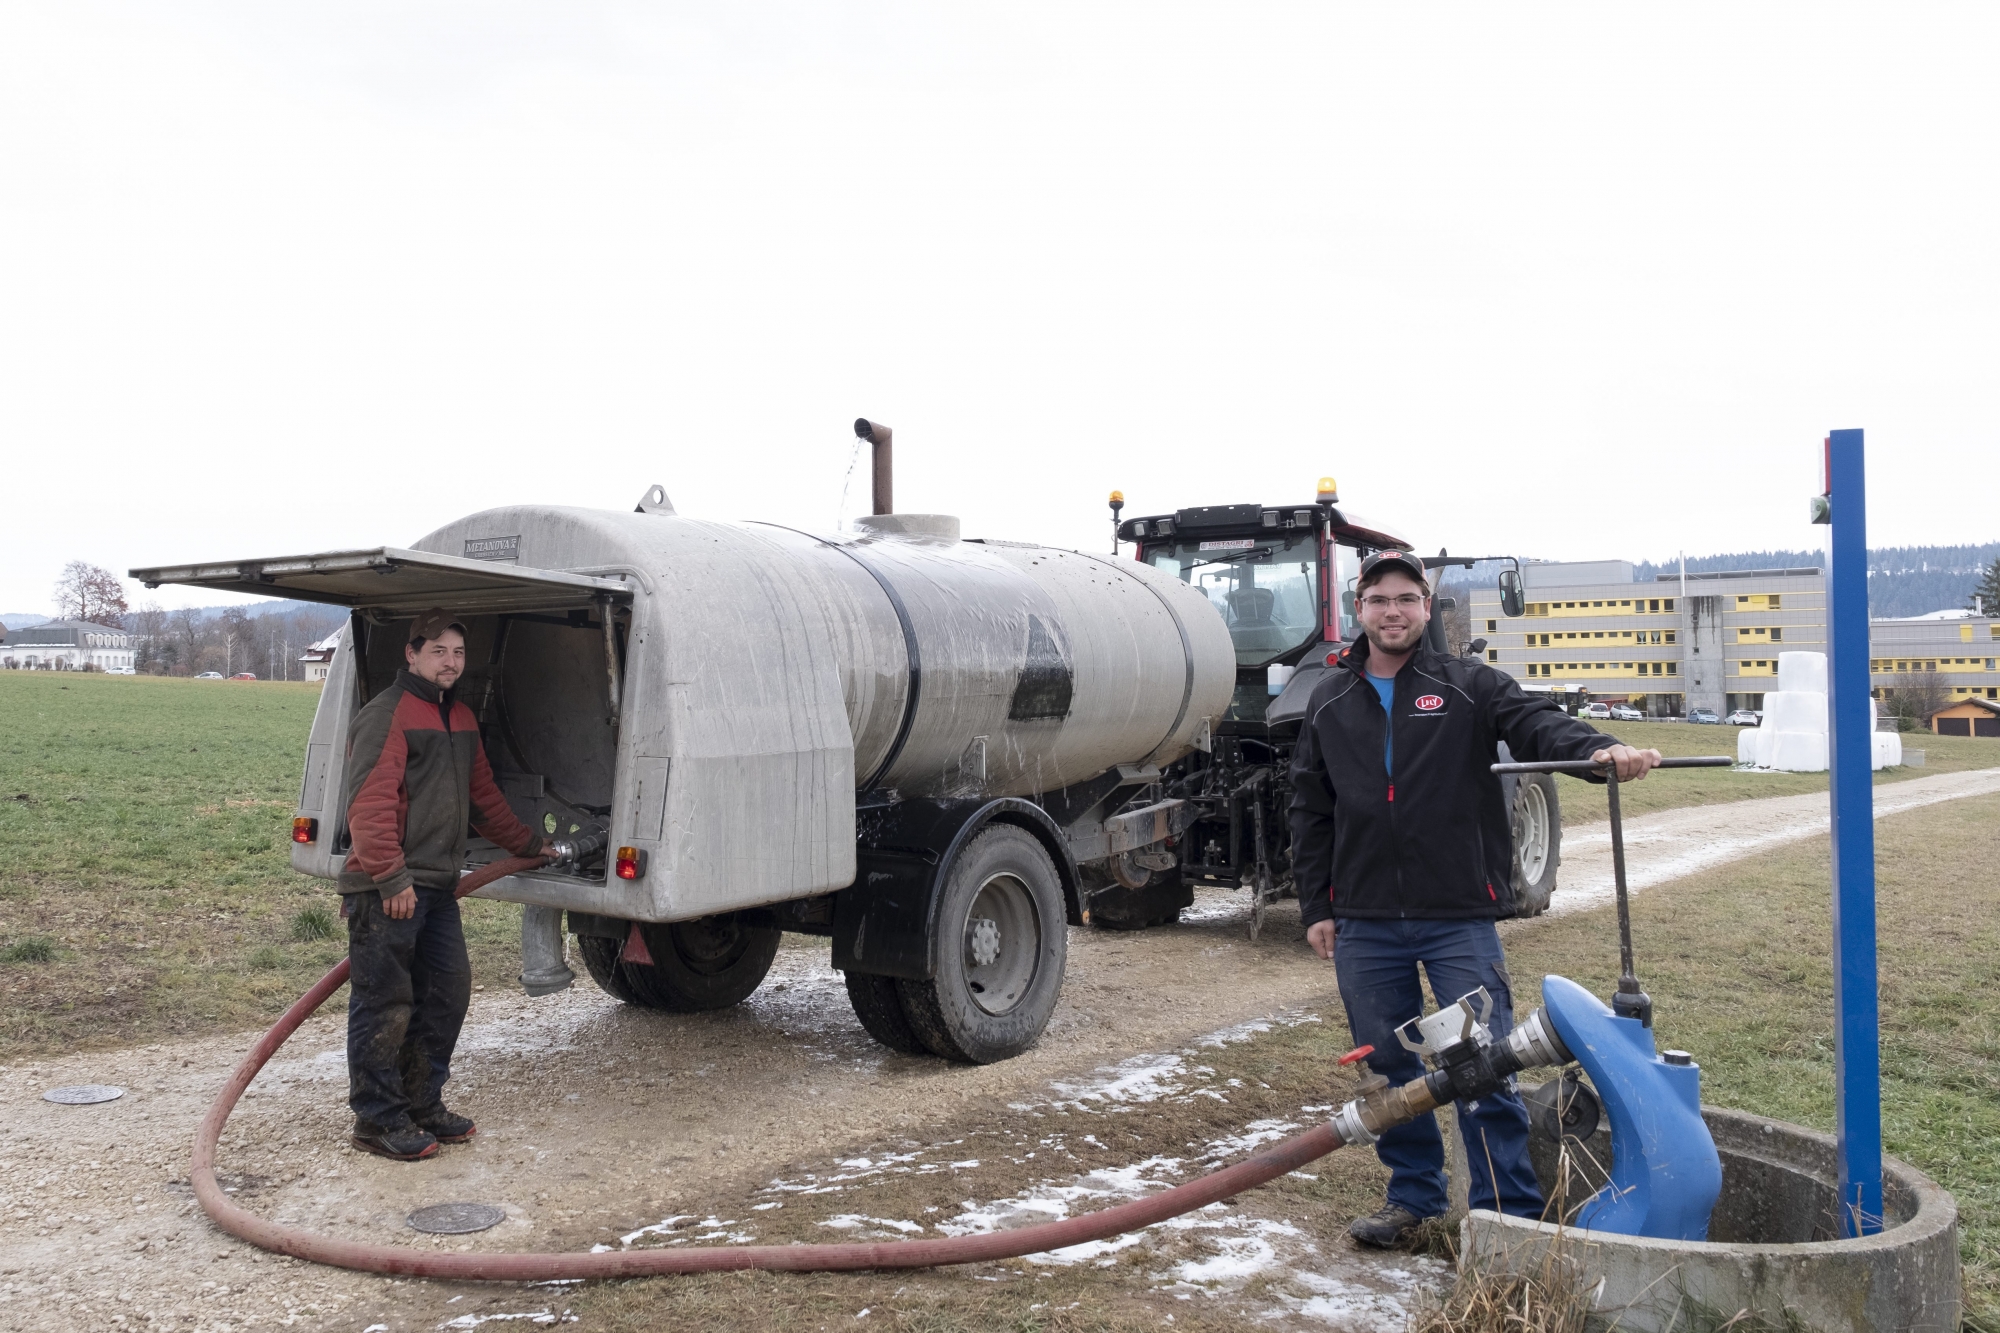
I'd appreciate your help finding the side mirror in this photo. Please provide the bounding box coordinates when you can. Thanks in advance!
[1498,569,1525,619]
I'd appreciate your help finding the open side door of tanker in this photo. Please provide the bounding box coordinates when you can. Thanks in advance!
[131,546,638,895]
[130,545,634,615]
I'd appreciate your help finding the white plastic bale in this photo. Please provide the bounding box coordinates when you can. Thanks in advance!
[1760,691,1828,735]
[1737,727,1766,766]
[1777,651,1828,694]
[1762,731,1830,772]
[1873,729,1903,770]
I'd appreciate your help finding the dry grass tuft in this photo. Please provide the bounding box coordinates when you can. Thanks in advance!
[1409,1261,1590,1333]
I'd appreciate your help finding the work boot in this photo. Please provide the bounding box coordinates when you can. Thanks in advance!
[1347,1203,1429,1248]
[413,1107,477,1144]
[351,1121,440,1161]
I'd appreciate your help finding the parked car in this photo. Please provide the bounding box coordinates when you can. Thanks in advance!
[106,666,136,676]
[1580,702,1612,719]
[1725,709,1760,726]
[194,671,224,680]
[228,672,258,681]
[1609,704,1643,721]
[1688,707,1722,724]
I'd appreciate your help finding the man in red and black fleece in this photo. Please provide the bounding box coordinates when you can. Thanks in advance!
[339,608,548,1161]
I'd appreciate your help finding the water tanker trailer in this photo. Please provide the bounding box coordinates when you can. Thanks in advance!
[132,472,1234,1063]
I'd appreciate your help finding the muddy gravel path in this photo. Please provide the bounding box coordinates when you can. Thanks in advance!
[4,768,1994,1332]
[1547,765,2000,917]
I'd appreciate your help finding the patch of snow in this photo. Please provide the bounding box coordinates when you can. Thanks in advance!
[820,1214,925,1235]
[1045,1052,1189,1109]
[1197,1118,1300,1162]
[616,1214,755,1247]
[435,1311,577,1329]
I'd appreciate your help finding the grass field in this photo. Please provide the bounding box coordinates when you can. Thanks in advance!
[0,671,530,1057]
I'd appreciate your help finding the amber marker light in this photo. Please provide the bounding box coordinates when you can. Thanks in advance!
[615,847,648,880]
[1316,476,1339,504]
[291,817,318,845]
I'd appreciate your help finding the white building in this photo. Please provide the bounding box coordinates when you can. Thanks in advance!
[299,631,340,683]
[0,619,136,671]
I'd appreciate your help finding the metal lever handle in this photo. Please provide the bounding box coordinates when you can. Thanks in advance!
[1489,756,1732,775]
[1484,758,1734,1029]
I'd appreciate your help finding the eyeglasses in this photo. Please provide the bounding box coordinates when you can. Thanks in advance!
[1359,594,1427,611]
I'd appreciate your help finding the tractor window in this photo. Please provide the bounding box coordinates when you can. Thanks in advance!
[1329,542,1361,642]
[1148,531,1321,667]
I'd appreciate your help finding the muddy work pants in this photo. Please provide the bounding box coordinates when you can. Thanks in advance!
[345,886,472,1131]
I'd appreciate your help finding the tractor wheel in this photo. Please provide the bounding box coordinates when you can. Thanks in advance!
[843,970,929,1055]
[1510,771,1561,917]
[896,825,1067,1064]
[576,914,781,1012]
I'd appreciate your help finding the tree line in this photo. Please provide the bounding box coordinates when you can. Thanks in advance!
[44,560,346,679]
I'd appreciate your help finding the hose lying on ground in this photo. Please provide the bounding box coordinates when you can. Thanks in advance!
[191,855,1351,1280]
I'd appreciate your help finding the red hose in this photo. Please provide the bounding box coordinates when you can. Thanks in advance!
[193,857,1345,1279]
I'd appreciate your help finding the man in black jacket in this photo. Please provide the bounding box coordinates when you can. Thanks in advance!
[1290,551,1660,1246]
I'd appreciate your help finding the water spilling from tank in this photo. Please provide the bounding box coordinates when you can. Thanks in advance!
[834,433,867,533]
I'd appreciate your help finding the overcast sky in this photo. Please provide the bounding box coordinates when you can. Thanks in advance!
[3,3,1995,613]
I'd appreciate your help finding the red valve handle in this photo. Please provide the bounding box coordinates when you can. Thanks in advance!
[1337,1044,1375,1066]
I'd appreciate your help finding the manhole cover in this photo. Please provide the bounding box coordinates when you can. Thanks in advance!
[43,1084,124,1105]
[408,1202,506,1235]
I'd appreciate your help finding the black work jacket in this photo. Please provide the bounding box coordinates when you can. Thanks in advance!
[1288,641,1616,925]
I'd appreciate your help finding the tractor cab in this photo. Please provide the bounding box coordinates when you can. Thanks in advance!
[1115,487,1411,729]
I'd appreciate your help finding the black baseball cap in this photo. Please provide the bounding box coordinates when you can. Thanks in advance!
[408,608,467,645]
[1357,550,1429,591]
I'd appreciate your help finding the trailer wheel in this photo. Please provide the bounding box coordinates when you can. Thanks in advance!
[897,825,1067,1064]
[843,971,929,1055]
[1510,771,1561,917]
[575,933,642,1004]
[577,914,782,1012]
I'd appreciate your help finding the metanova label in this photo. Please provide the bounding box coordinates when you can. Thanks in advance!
[463,535,520,562]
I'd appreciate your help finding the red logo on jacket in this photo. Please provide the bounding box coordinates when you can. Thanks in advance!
[1414,694,1444,711]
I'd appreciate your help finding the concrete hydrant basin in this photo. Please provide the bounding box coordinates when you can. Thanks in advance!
[1462,1104,1960,1332]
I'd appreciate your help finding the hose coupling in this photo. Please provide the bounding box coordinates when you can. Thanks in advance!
[1504,1008,1571,1071]
[546,829,608,866]
[1331,1101,1379,1147]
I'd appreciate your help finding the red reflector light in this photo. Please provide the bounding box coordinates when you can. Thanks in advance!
[291,817,318,845]
[615,846,647,880]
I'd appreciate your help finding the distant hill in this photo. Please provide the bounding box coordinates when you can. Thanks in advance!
[0,613,50,630]
[1633,544,2000,619]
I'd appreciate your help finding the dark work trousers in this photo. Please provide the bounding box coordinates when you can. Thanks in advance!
[345,886,472,1131]
[1332,917,1545,1220]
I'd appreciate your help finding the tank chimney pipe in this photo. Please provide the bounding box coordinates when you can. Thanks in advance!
[855,418,893,515]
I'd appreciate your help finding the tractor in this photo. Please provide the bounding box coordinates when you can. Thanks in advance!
[1083,481,1560,937]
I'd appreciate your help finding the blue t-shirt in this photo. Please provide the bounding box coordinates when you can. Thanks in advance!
[1367,672,1396,776]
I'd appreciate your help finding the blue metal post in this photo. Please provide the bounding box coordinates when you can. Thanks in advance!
[1825,427,1883,1236]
